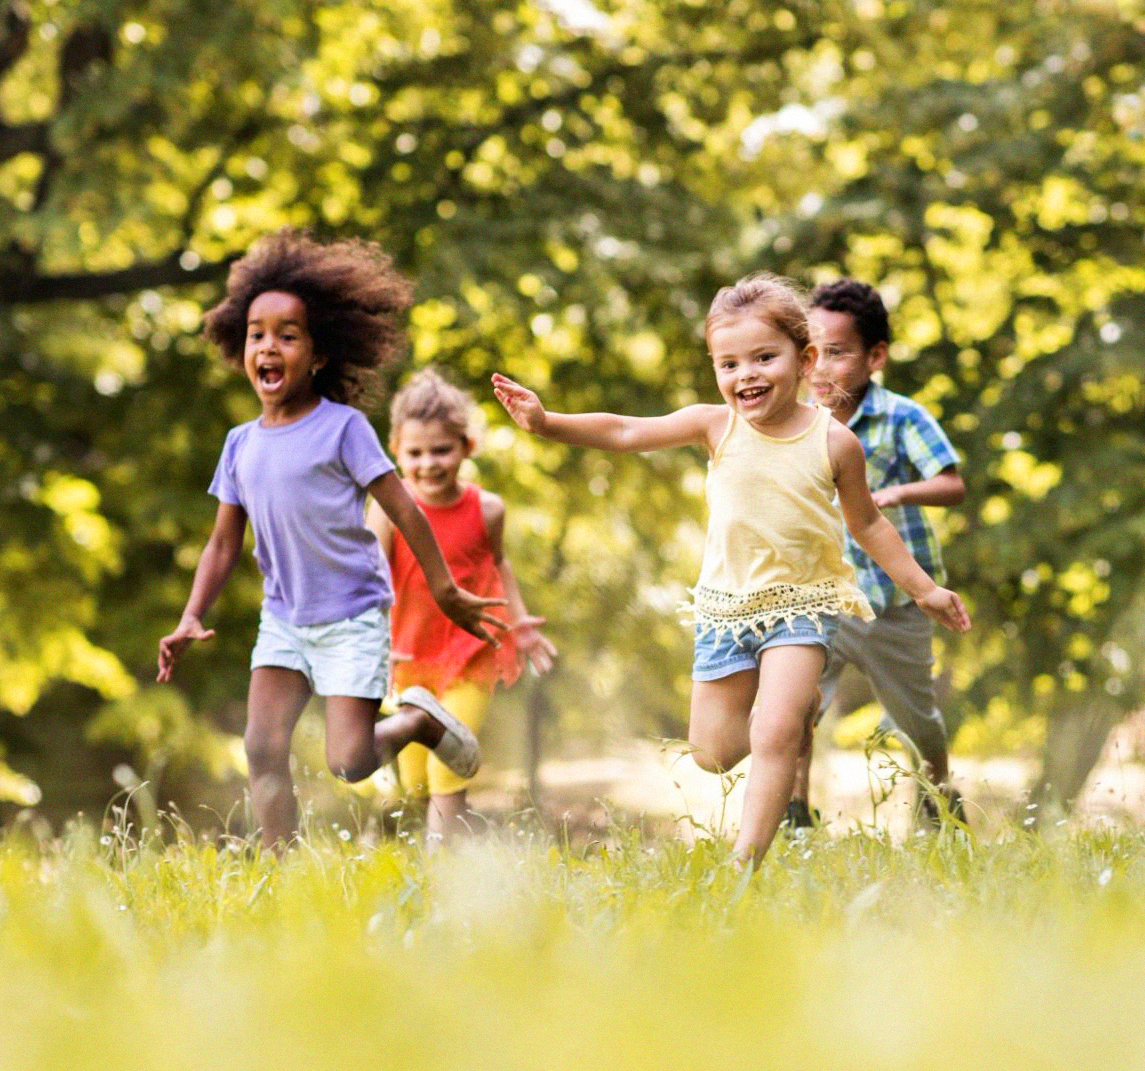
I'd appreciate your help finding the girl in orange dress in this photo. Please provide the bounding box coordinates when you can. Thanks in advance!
[367,369,556,845]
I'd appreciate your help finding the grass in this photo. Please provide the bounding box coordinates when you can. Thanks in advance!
[2,804,1145,1071]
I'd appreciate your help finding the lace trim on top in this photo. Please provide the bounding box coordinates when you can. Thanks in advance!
[683,578,874,640]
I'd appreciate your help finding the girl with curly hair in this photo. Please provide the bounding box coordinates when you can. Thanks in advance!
[158,230,506,849]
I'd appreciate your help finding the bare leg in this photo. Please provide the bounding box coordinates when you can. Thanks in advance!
[325,697,444,783]
[426,790,471,848]
[687,670,759,774]
[245,667,312,850]
[734,645,827,867]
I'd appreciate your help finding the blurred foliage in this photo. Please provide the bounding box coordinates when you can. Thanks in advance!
[0,0,1142,820]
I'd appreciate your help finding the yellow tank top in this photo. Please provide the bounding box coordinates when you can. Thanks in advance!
[689,405,874,638]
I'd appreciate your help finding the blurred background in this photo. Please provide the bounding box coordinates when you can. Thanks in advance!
[1,0,1143,838]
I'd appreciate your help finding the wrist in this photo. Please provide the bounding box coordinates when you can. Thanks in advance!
[430,578,458,603]
[910,580,939,602]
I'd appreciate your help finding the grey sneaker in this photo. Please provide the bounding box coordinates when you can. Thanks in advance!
[397,686,481,779]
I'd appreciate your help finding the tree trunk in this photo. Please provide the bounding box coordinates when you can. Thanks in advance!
[524,679,550,804]
[1031,703,1120,818]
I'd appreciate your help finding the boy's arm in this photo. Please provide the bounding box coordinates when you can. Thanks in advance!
[481,490,557,676]
[872,466,964,509]
[367,471,507,646]
[831,426,970,633]
[157,502,248,681]
[492,373,723,454]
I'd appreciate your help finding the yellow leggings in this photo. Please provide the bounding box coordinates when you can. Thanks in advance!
[396,680,491,797]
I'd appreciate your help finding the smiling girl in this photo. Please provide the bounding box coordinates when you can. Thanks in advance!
[366,369,555,846]
[157,231,507,850]
[492,272,970,867]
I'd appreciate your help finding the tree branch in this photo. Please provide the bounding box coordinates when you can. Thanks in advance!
[0,0,30,82]
[0,253,237,304]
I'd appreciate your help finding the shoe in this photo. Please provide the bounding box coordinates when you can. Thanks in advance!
[920,786,966,827]
[782,798,819,830]
[397,686,481,779]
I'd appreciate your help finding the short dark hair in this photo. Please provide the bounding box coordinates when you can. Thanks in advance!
[203,229,413,409]
[809,279,890,350]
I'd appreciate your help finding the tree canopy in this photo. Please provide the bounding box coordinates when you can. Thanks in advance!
[1,0,1143,820]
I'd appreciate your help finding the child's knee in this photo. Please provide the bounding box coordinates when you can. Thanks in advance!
[686,732,738,773]
[244,727,292,775]
[690,749,724,775]
[326,744,376,784]
[749,709,804,759]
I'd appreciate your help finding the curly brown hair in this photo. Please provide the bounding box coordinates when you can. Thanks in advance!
[203,229,413,408]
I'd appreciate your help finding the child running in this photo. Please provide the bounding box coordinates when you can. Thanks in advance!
[789,278,967,829]
[157,230,507,850]
[492,272,971,867]
[366,369,556,846]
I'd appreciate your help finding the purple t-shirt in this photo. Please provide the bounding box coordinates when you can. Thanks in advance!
[209,397,395,626]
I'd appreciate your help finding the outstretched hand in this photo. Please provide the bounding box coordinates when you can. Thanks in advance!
[437,586,509,649]
[156,617,216,682]
[512,614,558,676]
[491,374,547,435]
[916,587,972,634]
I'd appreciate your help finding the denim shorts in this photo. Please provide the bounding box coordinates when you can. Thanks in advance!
[250,605,390,698]
[692,615,837,682]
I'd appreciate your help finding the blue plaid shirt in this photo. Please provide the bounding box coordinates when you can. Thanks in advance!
[845,382,960,613]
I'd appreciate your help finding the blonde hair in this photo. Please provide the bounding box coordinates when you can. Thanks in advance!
[388,368,478,453]
[704,272,811,352]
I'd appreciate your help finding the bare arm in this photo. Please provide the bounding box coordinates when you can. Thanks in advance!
[367,471,507,647]
[364,497,394,561]
[481,490,557,676]
[831,425,971,633]
[872,466,965,509]
[157,502,248,681]
[491,373,724,454]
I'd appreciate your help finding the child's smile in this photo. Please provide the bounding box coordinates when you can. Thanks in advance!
[709,314,814,432]
[395,418,471,507]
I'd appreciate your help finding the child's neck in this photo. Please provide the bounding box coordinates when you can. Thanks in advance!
[259,392,322,428]
[744,399,816,438]
[830,381,871,425]
[410,479,465,508]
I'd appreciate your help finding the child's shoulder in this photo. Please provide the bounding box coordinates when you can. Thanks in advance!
[476,484,505,526]
[880,386,944,424]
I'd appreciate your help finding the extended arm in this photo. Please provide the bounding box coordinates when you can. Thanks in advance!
[363,498,394,560]
[481,490,557,676]
[491,373,722,454]
[832,427,970,633]
[157,502,248,681]
[872,466,965,509]
[367,471,507,646]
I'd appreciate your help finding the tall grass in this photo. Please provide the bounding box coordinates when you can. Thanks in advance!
[2,809,1144,1071]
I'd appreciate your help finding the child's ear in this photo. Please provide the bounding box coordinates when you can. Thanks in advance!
[800,342,819,375]
[867,341,889,373]
[310,354,328,375]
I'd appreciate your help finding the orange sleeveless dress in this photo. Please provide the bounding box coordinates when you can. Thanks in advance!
[389,482,520,694]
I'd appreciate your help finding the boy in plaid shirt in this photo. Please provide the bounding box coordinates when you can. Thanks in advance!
[790,279,966,827]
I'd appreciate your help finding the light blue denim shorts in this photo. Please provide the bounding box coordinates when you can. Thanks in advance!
[250,605,390,698]
[692,615,837,682]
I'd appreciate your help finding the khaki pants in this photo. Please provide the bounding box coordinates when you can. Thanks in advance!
[818,602,949,770]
